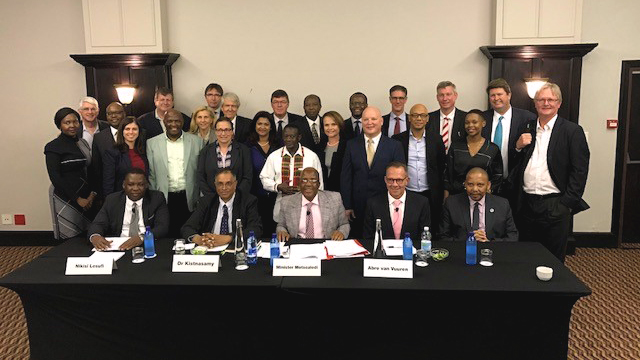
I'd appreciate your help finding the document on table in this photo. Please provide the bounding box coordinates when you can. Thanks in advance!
[91,237,129,252]
[382,239,417,256]
[257,242,289,259]
[171,243,229,252]
[289,243,328,260]
[90,251,125,262]
[325,240,369,258]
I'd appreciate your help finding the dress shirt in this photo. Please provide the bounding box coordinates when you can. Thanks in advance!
[166,133,186,192]
[387,113,407,135]
[523,115,561,195]
[274,113,290,129]
[82,122,101,149]
[364,132,382,155]
[468,195,486,231]
[155,109,167,133]
[213,193,235,234]
[388,191,407,228]
[306,116,322,140]
[110,126,118,142]
[120,197,145,237]
[298,194,324,238]
[351,117,362,132]
[491,107,512,176]
[439,108,457,135]
[407,130,429,192]
[230,116,238,136]
[260,145,324,192]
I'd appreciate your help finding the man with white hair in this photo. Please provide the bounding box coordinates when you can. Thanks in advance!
[220,92,252,143]
[77,96,108,149]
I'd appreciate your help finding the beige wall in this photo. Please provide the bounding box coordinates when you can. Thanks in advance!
[0,0,635,233]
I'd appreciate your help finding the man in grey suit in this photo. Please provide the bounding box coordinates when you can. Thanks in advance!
[276,167,350,241]
[440,167,518,242]
[147,109,204,237]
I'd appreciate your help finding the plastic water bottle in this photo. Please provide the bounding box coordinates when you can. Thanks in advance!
[421,226,432,253]
[270,233,280,266]
[247,230,257,265]
[403,232,413,260]
[466,232,477,265]
[143,226,156,259]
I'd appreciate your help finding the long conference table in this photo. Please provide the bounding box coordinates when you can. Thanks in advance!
[0,238,590,360]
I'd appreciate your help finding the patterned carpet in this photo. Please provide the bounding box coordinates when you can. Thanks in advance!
[0,246,638,359]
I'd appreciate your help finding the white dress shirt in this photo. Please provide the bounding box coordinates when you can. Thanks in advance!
[364,132,382,154]
[439,108,457,135]
[110,126,118,142]
[491,107,512,176]
[166,133,186,192]
[213,193,235,234]
[523,115,561,195]
[121,197,145,237]
[155,109,167,133]
[306,116,322,141]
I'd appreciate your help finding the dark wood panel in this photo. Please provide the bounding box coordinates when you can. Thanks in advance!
[540,58,574,121]
[500,59,535,113]
[628,73,640,161]
[621,166,640,242]
[93,68,123,120]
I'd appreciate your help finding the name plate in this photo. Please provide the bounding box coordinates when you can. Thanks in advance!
[363,259,413,279]
[65,257,113,275]
[272,258,321,276]
[172,255,219,272]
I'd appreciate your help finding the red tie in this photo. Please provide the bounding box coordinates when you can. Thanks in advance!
[394,117,401,135]
[442,117,450,152]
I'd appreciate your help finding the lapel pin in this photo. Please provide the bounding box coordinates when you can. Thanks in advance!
[489,208,495,213]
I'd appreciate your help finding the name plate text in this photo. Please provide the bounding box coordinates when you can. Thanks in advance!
[65,257,113,275]
[272,258,321,276]
[172,255,219,272]
[363,259,413,279]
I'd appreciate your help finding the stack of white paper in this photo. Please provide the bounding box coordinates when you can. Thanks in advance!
[382,239,417,257]
[91,237,129,252]
[288,243,328,260]
[257,242,288,259]
[325,240,369,258]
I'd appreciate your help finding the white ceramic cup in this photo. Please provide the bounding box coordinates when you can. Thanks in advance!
[536,266,553,281]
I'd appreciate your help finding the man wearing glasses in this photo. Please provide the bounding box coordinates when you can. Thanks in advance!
[513,83,590,262]
[204,83,224,119]
[392,104,446,234]
[270,89,304,141]
[78,96,109,149]
[382,85,409,136]
[276,167,349,241]
[363,162,430,246]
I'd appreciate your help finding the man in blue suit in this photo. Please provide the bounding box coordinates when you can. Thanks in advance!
[341,106,405,238]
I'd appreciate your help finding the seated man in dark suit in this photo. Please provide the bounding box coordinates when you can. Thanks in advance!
[181,169,261,248]
[363,162,430,246]
[137,87,191,139]
[88,168,169,251]
[440,167,517,242]
[276,167,349,241]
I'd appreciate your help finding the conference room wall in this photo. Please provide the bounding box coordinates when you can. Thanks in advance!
[0,0,636,235]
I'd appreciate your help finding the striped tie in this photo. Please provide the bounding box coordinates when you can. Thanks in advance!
[442,117,450,152]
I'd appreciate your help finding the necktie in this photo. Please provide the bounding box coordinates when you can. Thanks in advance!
[494,115,504,151]
[394,116,401,135]
[311,122,320,144]
[129,203,139,238]
[472,202,480,231]
[305,203,314,239]
[277,120,283,138]
[354,120,361,137]
[392,199,402,239]
[220,204,229,235]
[442,117,450,152]
[366,138,374,167]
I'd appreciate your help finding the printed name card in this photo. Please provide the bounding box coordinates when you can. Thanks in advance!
[363,259,413,279]
[65,257,113,275]
[272,258,321,276]
[172,255,219,272]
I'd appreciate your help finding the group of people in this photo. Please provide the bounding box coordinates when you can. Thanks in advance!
[44,79,589,262]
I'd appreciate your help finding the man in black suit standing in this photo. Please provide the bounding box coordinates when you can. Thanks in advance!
[88,168,169,250]
[440,167,518,242]
[341,106,405,238]
[428,81,467,153]
[221,92,252,144]
[482,79,536,201]
[298,94,327,154]
[182,169,262,248]
[343,92,368,140]
[271,89,304,140]
[514,83,589,262]
[137,87,191,139]
[382,85,409,137]
[392,104,446,234]
[363,162,430,246]
[91,102,126,197]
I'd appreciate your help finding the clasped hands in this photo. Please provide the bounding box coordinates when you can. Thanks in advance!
[91,234,142,251]
[276,230,345,242]
[192,233,232,248]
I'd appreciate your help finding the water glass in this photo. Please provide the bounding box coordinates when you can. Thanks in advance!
[174,239,186,255]
[415,249,429,267]
[480,249,493,267]
[131,247,145,263]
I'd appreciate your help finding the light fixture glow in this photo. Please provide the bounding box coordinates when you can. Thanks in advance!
[524,78,549,99]
[114,84,137,105]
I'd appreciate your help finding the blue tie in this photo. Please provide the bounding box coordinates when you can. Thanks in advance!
[220,205,229,235]
[493,116,504,151]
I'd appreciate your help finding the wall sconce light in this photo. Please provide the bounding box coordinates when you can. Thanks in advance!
[114,84,137,105]
[524,78,549,99]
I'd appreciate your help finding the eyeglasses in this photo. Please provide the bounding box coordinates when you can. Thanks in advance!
[385,177,407,184]
[206,93,222,98]
[271,100,288,105]
[390,97,407,101]
[409,113,428,119]
[301,179,319,184]
[215,181,236,189]
[534,98,559,104]
[216,128,233,133]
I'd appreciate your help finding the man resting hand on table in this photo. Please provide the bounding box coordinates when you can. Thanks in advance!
[181,169,261,248]
[89,168,169,250]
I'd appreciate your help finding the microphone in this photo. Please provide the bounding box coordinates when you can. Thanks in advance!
[395,207,399,212]
[307,211,311,216]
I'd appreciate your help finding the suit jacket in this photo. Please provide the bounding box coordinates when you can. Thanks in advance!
[482,107,537,185]
[298,116,327,154]
[428,108,467,148]
[342,117,357,140]
[102,148,150,196]
[197,141,253,196]
[137,110,191,139]
[147,132,204,211]
[276,191,350,238]
[363,191,431,246]
[272,112,304,138]
[514,116,590,214]
[340,135,406,217]
[181,189,262,239]
[382,113,409,137]
[234,115,252,144]
[392,129,446,206]
[91,127,117,196]
[79,119,109,139]
[319,137,347,192]
[439,193,518,242]
[87,190,169,239]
